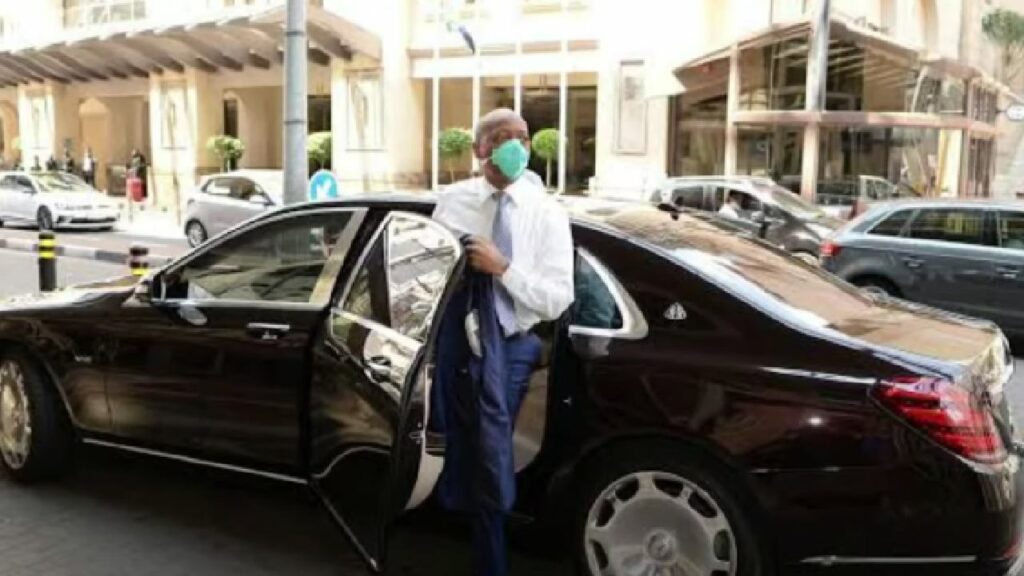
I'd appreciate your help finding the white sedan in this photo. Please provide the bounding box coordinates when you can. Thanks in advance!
[0,171,119,231]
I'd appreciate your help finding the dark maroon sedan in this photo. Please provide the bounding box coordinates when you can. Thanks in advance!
[0,196,1020,575]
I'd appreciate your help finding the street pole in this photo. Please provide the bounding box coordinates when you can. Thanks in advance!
[799,0,830,201]
[283,0,308,205]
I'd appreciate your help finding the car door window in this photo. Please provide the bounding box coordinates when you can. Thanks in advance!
[229,178,258,201]
[998,211,1024,251]
[670,186,705,210]
[907,208,988,246]
[162,211,357,304]
[0,175,17,190]
[336,213,460,343]
[869,209,912,237]
[204,178,233,197]
[15,176,34,194]
[569,249,646,339]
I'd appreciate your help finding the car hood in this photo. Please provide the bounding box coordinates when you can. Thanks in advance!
[41,191,116,207]
[0,276,136,313]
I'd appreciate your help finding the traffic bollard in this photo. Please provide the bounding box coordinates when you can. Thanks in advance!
[129,244,149,277]
[38,231,57,292]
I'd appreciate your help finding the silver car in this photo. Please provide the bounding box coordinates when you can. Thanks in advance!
[184,170,282,247]
[821,199,1024,337]
[0,171,119,231]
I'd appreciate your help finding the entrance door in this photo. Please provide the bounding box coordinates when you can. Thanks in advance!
[310,211,463,572]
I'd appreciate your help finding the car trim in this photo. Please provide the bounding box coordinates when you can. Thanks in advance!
[568,248,648,340]
[81,438,308,485]
[800,555,977,566]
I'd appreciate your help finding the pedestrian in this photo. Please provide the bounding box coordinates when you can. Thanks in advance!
[45,155,58,171]
[431,108,574,576]
[129,148,148,198]
[82,148,96,187]
[30,156,40,172]
[63,148,76,174]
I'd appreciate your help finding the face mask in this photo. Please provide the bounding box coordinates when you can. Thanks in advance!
[489,139,530,182]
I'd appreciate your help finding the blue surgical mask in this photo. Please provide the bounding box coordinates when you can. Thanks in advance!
[489,139,530,182]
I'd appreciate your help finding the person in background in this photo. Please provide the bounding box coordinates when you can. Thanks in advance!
[45,155,58,171]
[129,149,148,198]
[432,108,574,576]
[718,191,743,220]
[62,148,76,175]
[30,156,41,172]
[82,148,96,187]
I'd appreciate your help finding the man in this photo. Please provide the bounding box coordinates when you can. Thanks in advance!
[432,108,574,576]
[82,148,96,187]
[718,191,743,219]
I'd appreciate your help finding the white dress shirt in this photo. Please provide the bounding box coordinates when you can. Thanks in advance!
[433,175,575,334]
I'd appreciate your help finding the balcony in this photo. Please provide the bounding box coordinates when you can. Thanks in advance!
[62,0,148,31]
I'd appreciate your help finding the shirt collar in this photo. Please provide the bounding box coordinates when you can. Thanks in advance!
[479,177,522,206]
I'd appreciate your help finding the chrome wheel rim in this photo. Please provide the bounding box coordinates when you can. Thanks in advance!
[860,285,890,298]
[0,361,31,470]
[186,223,205,246]
[585,471,737,576]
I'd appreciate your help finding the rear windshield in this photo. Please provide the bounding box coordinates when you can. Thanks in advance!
[606,209,882,329]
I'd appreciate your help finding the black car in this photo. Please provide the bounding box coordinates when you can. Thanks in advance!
[0,196,1021,575]
[652,176,841,263]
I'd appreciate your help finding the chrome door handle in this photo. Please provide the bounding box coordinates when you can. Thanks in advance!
[246,322,291,341]
[996,266,1020,280]
[901,257,924,269]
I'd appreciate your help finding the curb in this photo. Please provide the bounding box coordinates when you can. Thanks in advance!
[0,237,176,267]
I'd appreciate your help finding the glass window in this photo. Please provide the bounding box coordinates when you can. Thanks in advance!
[228,178,258,201]
[163,212,354,304]
[205,178,232,196]
[998,211,1024,251]
[670,186,705,210]
[869,210,912,237]
[339,214,459,342]
[907,208,988,246]
[669,89,726,176]
[572,252,623,331]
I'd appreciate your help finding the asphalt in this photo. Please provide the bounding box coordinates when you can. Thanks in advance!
[0,224,187,267]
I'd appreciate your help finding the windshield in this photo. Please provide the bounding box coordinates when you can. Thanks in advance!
[757,183,827,219]
[35,173,93,193]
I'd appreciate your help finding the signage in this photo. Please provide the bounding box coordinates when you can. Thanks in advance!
[308,169,340,201]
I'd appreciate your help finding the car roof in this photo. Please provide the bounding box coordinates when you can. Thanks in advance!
[869,197,1024,211]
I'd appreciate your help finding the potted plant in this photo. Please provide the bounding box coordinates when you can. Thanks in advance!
[308,131,332,171]
[532,128,560,189]
[206,135,245,172]
[438,127,473,183]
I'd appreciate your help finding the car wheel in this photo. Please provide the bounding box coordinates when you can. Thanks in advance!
[852,276,900,298]
[575,444,767,576]
[36,207,54,231]
[0,350,74,483]
[185,220,208,247]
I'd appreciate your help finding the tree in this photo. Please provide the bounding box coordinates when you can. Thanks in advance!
[308,132,332,171]
[983,8,1024,83]
[532,128,560,188]
[438,128,473,183]
[206,135,245,172]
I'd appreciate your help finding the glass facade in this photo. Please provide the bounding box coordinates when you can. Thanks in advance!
[669,86,727,176]
[736,126,802,187]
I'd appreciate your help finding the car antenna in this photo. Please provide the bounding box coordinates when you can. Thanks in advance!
[657,202,681,221]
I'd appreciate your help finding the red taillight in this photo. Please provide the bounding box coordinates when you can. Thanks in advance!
[873,376,1007,464]
[820,239,841,259]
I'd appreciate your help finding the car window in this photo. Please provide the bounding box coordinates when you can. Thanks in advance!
[907,208,987,246]
[998,211,1024,251]
[229,178,258,201]
[162,211,356,304]
[671,186,705,210]
[869,209,912,237]
[15,176,34,192]
[572,251,623,331]
[205,178,232,196]
[0,175,15,188]
[337,214,460,342]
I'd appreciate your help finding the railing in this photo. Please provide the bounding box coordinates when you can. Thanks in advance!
[63,0,148,31]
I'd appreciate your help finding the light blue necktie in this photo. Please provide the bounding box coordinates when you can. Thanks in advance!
[492,193,517,337]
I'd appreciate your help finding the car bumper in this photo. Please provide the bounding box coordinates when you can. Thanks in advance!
[54,213,119,229]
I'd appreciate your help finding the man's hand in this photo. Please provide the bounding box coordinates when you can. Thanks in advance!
[466,236,510,276]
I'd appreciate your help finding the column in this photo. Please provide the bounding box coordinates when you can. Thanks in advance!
[723,45,740,176]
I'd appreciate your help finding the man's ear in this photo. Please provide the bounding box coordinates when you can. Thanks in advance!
[472,141,487,160]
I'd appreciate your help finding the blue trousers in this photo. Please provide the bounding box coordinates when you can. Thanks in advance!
[472,333,542,576]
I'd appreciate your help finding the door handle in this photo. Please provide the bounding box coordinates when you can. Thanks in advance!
[901,256,924,269]
[246,322,291,341]
[365,355,393,383]
[996,266,1021,280]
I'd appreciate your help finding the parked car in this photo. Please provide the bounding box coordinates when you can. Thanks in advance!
[0,196,1020,575]
[816,175,920,220]
[821,199,1024,338]
[652,176,841,262]
[183,169,282,247]
[0,171,119,231]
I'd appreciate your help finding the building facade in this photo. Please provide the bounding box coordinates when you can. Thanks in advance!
[0,0,1016,221]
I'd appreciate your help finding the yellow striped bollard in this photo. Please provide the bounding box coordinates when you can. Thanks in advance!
[38,231,57,292]
[129,244,149,278]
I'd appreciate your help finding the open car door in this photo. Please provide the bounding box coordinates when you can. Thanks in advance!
[308,211,464,572]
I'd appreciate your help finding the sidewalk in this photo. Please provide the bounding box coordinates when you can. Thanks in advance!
[114,200,185,240]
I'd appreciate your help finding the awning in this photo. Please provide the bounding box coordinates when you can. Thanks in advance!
[0,5,381,87]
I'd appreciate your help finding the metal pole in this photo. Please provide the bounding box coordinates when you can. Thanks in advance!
[557,0,568,195]
[431,0,441,191]
[514,0,523,114]
[283,0,308,205]
[806,0,831,113]
[37,231,56,293]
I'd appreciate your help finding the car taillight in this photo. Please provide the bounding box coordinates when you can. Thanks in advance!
[820,239,841,259]
[873,376,1006,464]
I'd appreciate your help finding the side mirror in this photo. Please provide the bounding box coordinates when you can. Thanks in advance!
[133,278,153,304]
[250,194,272,206]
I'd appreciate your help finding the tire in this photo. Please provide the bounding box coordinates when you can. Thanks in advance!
[36,207,54,231]
[185,220,208,248]
[0,349,74,483]
[851,276,900,298]
[574,442,769,576]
